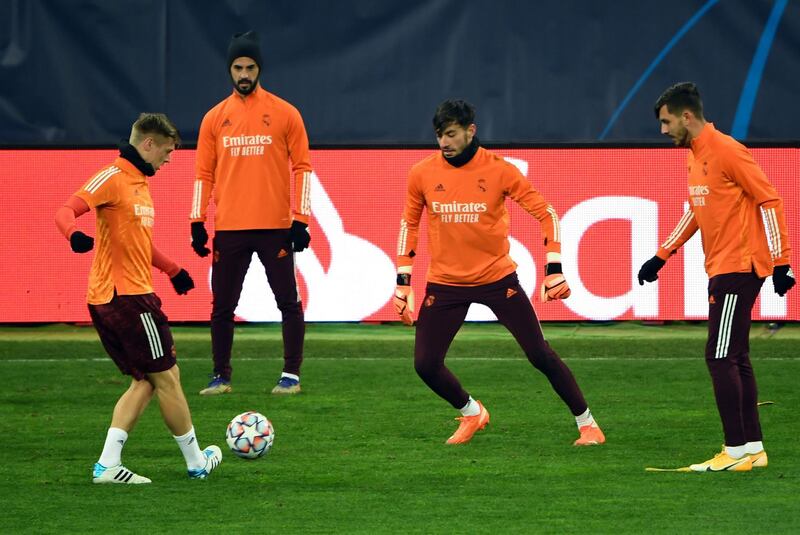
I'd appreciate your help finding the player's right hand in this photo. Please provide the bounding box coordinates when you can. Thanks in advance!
[190,222,211,257]
[393,283,415,326]
[70,231,94,253]
[638,256,666,285]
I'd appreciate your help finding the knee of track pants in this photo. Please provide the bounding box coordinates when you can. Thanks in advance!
[526,348,560,373]
[277,300,304,320]
[414,353,441,381]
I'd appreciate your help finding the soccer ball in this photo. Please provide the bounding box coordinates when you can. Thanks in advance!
[225,411,275,459]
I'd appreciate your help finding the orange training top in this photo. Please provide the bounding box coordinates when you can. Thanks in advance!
[657,123,791,278]
[74,157,156,304]
[397,147,561,286]
[191,86,312,230]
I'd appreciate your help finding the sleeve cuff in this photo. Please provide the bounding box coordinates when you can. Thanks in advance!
[656,248,671,261]
[545,252,561,264]
[544,242,562,255]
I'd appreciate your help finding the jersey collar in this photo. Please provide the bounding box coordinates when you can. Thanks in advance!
[443,136,480,168]
[117,141,156,176]
[230,85,267,102]
[690,122,716,154]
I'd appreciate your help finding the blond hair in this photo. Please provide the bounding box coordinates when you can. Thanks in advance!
[129,113,181,145]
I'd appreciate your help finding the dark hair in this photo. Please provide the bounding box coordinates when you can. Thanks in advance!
[433,99,476,135]
[131,112,181,145]
[654,82,704,120]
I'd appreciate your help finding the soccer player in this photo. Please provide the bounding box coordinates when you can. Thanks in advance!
[394,99,604,446]
[56,113,222,484]
[191,30,312,396]
[639,82,795,472]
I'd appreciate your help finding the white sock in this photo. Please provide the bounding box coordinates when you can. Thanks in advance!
[459,397,481,417]
[745,441,764,454]
[725,444,747,459]
[174,426,206,470]
[281,372,300,381]
[98,427,128,468]
[575,408,595,429]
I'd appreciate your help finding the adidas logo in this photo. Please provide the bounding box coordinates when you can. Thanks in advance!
[506,288,517,298]
[709,295,715,304]
[434,183,445,192]
[221,118,232,127]
[277,249,288,258]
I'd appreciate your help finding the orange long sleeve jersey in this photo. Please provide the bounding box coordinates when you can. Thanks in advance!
[191,86,312,230]
[397,147,561,286]
[72,158,157,304]
[657,123,791,278]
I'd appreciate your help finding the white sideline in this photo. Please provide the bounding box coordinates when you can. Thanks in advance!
[0,356,797,363]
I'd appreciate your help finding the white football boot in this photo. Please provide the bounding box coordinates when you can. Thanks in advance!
[188,445,223,479]
[92,462,151,484]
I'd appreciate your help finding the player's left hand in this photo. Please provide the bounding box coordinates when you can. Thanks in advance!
[772,264,795,297]
[170,269,195,295]
[540,263,571,302]
[190,222,211,257]
[289,220,311,252]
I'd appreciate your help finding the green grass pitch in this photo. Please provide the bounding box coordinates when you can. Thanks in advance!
[0,322,797,533]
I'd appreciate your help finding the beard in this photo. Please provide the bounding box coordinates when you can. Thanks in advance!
[234,77,259,96]
[441,134,470,157]
[673,126,691,147]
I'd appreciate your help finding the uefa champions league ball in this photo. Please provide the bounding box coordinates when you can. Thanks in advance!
[226,411,275,459]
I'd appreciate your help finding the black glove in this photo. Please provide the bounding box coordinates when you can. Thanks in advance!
[289,220,311,252]
[772,265,795,297]
[191,222,210,257]
[70,231,94,253]
[170,269,195,295]
[638,256,666,285]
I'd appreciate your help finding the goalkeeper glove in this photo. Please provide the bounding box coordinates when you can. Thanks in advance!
[772,265,795,297]
[638,256,666,285]
[540,263,571,302]
[289,220,311,252]
[393,273,415,326]
[190,222,211,257]
[170,269,195,295]
[70,231,94,253]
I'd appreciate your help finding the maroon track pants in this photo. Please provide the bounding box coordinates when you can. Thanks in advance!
[210,229,304,380]
[414,272,588,415]
[704,271,765,447]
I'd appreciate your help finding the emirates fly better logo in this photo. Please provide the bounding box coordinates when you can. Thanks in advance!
[689,184,709,207]
[431,201,487,223]
[223,134,273,156]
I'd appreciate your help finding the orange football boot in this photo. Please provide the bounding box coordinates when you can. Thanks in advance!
[446,401,490,445]
[574,422,605,446]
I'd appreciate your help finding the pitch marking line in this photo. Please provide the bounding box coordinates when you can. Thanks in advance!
[645,467,692,472]
[1,356,798,364]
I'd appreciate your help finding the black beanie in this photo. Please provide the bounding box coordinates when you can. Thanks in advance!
[227,30,262,68]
